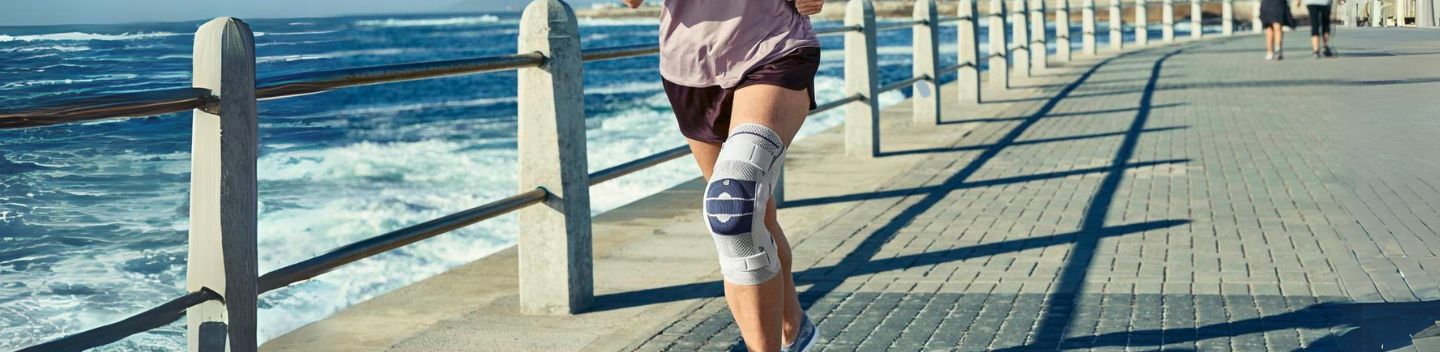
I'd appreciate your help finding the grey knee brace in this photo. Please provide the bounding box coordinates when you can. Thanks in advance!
[704,123,787,286]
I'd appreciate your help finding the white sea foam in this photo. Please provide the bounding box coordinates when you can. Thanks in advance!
[265,30,340,36]
[255,48,413,64]
[355,15,502,28]
[0,32,183,42]
[0,45,90,53]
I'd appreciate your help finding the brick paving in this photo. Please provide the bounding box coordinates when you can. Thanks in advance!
[631,28,1440,351]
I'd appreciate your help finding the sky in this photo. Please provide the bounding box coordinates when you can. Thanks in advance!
[0,0,608,26]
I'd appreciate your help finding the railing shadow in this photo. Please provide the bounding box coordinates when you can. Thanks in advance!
[593,48,1183,316]
[1012,45,1187,351]
[1016,300,1440,351]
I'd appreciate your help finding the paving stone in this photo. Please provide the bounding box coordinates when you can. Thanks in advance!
[641,30,1440,352]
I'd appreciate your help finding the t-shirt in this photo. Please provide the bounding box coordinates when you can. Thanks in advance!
[1302,0,1331,6]
[659,0,821,88]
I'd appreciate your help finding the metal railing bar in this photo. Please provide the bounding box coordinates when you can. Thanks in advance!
[879,75,928,94]
[875,20,926,32]
[0,87,212,130]
[258,189,548,293]
[810,94,864,115]
[17,289,221,352]
[814,25,863,36]
[581,44,660,62]
[588,145,692,186]
[256,52,545,100]
[938,15,967,23]
[939,62,970,73]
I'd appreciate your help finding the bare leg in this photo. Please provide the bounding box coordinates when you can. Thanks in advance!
[689,83,809,352]
[1265,26,1275,55]
[1272,23,1284,55]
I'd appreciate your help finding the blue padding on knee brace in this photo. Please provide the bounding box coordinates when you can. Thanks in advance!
[705,178,757,236]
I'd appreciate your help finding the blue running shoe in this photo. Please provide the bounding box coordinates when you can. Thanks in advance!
[781,315,819,352]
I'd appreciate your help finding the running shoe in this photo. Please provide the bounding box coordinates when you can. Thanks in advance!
[781,315,819,352]
[1266,52,1275,60]
[1313,51,1322,59]
[1324,46,1335,57]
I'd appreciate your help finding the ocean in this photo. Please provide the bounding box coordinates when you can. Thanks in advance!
[0,12,1212,350]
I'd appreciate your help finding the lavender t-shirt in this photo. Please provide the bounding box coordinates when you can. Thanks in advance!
[659,0,821,88]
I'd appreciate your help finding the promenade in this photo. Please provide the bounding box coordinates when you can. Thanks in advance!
[259,27,1440,352]
[628,29,1440,351]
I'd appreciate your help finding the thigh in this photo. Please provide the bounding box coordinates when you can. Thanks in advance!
[687,138,722,181]
[729,84,812,147]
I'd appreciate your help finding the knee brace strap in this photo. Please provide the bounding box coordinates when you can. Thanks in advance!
[704,123,786,286]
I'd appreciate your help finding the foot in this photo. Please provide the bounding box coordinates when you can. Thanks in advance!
[1313,51,1321,59]
[780,315,819,352]
[1275,51,1284,61]
[1265,52,1275,60]
[1324,46,1335,57]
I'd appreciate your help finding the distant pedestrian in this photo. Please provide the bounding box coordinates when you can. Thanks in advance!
[1260,0,1296,59]
[622,0,822,350]
[1299,0,1335,57]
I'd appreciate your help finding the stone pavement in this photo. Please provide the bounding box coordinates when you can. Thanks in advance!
[630,28,1440,351]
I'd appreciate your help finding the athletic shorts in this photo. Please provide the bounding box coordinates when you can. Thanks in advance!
[1307,5,1332,36]
[662,47,821,144]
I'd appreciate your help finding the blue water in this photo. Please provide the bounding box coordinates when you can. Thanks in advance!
[0,12,1215,350]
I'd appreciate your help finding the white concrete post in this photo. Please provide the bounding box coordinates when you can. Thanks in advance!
[1163,0,1177,41]
[845,0,880,158]
[1191,0,1204,38]
[1372,0,1383,27]
[1057,0,1073,62]
[1136,0,1150,45]
[1223,0,1235,35]
[1031,0,1049,70]
[187,17,258,352]
[958,0,982,104]
[1252,0,1262,32]
[914,0,941,126]
[988,0,1012,92]
[1111,0,1126,50]
[1084,0,1099,54]
[1398,0,1409,25]
[1419,0,1435,26]
[517,0,592,315]
[1012,0,1033,77]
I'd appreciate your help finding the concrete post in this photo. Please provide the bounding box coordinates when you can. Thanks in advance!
[1191,0,1204,38]
[1030,0,1049,70]
[845,0,880,158]
[988,0,1012,92]
[1057,0,1073,62]
[1163,0,1176,41]
[914,0,941,126]
[1223,0,1235,35]
[1083,0,1099,54]
[1252,0,1262,32]
[1372,0,1383,27]
[958,0,982,104]
[517,0,592,315]
[1419,0,1435,26]
[1398,0,1409,25]
[1110,0,1126,50]
[1012,0,1032,78]
[188,17,258,352]
[1136,0,1150,45]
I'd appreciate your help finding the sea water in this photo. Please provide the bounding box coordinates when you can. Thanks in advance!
[0,12,1214,350]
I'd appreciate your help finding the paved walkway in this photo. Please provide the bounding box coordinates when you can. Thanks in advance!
[631,29,1440,351]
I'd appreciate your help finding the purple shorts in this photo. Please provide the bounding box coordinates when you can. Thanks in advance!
[662,47,821,143]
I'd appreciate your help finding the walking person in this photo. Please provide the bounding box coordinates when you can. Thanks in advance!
[622,0,823,350]
[1260,0,1296,59]
[1299,0,1335,57]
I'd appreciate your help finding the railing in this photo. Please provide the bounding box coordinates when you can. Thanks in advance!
[2,0,1239,350]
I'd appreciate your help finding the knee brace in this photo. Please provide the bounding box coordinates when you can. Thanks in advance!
[704,123,787,286]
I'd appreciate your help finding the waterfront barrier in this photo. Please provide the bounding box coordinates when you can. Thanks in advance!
[0,0,1242,350]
